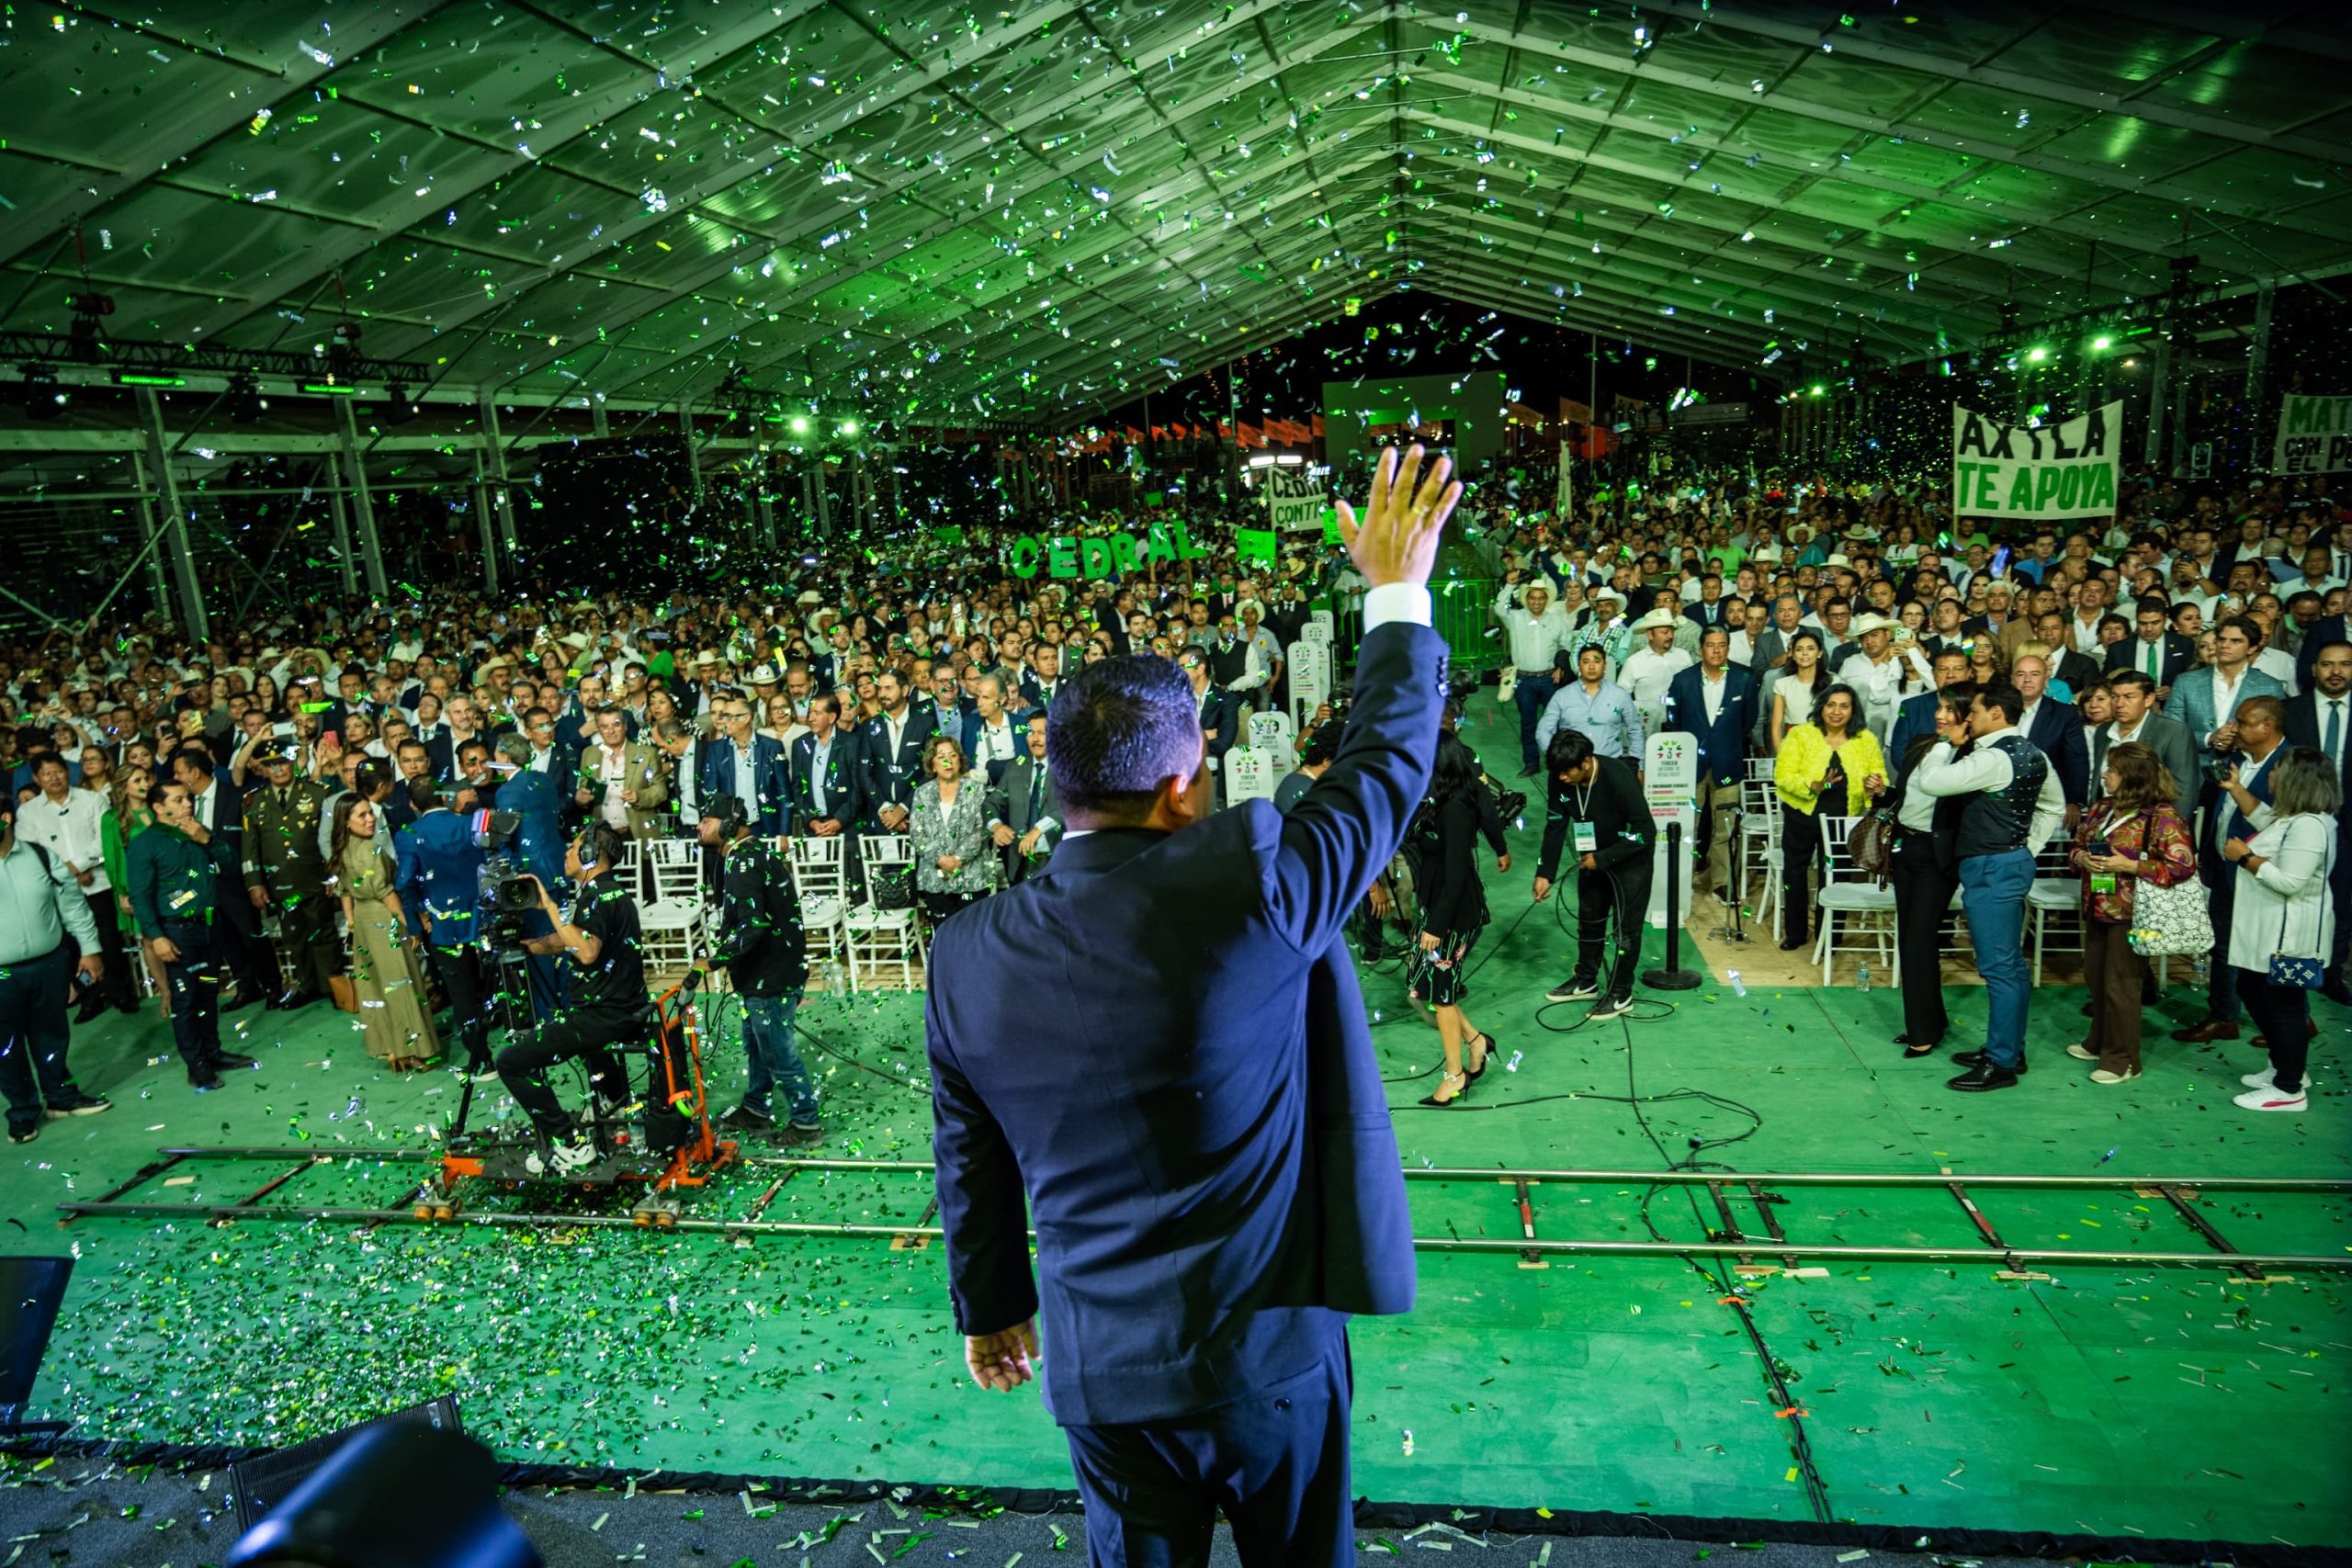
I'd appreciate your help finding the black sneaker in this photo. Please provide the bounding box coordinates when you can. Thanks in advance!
[212,1052,257,1071]
[8,1123,39,1145]
[1546,977,1600,1003]
[781,1121,825,1146]
[1587,995,1634,1021]
[720,1103,775,1133]
[189,1071,223,1094]
[49,1093,113,1117]
[1947,1063,2020,1092]
[1951,1049,2028,1076]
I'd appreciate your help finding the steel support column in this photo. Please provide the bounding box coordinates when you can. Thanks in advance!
[479,395,518,566]
[331,398,390,597]
[591,398,610,438]
[323,453,361,596]
[471,460,502,597]
[813,457,833,537]
[126,447,175,619]
[679,400,703,502]
[136,389,208,641]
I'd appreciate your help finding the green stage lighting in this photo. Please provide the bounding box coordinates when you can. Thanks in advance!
[2091,334,2113,351]
[839,419,859,435]
[2026,346,2049,363]
[789,415,810,434]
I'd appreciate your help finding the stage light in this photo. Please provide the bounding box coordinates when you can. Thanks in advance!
[17,365,65,421]
[2026,346,2049,363]
[113,370,187,389]
[66,291,114,363]
[1810,383,1826,397]
[789,415,810,434]
[300,378,358,396]
[226,372,266,423]
[839,418,859,435]
[2091,334,2113,351]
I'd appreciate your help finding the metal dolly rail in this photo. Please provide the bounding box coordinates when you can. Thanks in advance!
[57,1152,2352,1278]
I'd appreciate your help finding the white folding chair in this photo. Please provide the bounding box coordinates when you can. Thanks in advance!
[844,833,924,990]
[636,836,706,973]
[2025,837,2084,983]
[786,833,851,987]
[1813,815,1896,985]
[1736,771,1782,938]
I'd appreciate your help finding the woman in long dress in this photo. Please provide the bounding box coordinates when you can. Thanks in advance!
[330,795,442,1070]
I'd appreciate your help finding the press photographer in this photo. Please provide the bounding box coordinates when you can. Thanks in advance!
[694,795,823,1144]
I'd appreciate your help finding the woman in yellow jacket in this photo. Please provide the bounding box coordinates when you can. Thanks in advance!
[1773,683,1885,952]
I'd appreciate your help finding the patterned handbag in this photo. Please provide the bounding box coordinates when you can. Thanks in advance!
[2261,822,2331,988]
[2123,874,2211,958]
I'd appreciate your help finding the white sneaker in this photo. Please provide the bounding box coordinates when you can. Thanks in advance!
[2233,1086,2308,1112]
[2064,1043,2098,1062]
[2088,1066,2140,1084]
[525,1137,598,1176]
[2241,1067,2277,1089]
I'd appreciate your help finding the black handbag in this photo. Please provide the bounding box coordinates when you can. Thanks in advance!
[868,863,915,911]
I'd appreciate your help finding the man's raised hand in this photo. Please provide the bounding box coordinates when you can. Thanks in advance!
[1336,443,1461,591]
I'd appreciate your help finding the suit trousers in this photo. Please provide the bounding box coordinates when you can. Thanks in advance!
[1889,831,1955,1045]
[76,888,135,1011]
[214,892,277,1002]
[1780,807,1823,945]
[156,919,223,1073]
[0,942,85,1135]
[429,944,493,1066]
[269,883,343,997]
[1060,1339,1353,1568]
[1691,777,1740,897]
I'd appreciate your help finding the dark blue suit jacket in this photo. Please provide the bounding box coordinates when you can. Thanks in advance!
[924,618,1445,1427]
[1661,663,1757,786]
[498,768,567,890]
[855,708,938,824]
[1887,689,1940,767]
[2023,695,2090,807]
[786,729,865,830]
[2297,614,2351,690]
[392,807,485,945]
[699,733,791,834]
[958,711,1028,786]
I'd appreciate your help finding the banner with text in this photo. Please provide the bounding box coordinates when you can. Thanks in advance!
[1951,400,2121,520]
[1264,468,1328,534]
[2274,394,2352,475]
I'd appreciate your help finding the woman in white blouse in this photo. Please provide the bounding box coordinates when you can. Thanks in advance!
[2219,747,2339,1114]
[1769,630,1830,754]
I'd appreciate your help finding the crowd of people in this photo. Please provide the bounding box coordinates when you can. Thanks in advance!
[1,454,2346,1150]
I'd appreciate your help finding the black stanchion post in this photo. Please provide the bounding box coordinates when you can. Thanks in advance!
[1643,818,1704,992]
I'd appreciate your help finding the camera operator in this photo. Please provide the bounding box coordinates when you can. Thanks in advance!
[694,795,823,1145]
[392,780,497,1079]
[1532,728,1654,1022]
[502,821,648,1175]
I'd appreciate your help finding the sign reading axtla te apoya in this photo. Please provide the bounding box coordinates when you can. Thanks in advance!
[1951,401,2121,520]
[1007,520,1214,579]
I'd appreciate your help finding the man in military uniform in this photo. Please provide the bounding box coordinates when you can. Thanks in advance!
[128,780,259,1092]
[241,740,339,1009]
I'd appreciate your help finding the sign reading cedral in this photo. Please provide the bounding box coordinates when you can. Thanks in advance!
[1951,401,2121,520]
[1007,520,1213,579]
[2274,394,2352,476]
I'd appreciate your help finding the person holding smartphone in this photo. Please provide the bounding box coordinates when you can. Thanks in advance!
[2069,744,2195,1083]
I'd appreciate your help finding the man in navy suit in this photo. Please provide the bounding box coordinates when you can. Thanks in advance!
[926,446,1461,1566]
[2279,639,2352,1001]
[2012,651,2089,816]
[699,694,791,834]
[2106,598,2197,700]
[2296,612,2351,691]
[1662,626,1757,898]
[1888,647,1973,763]
[167,747,269,1009]
[855,671,936,833]
[393,780,496,1077]
[787,694,865,837]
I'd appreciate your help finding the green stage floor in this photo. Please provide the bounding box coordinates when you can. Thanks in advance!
[6,705,2348,1550]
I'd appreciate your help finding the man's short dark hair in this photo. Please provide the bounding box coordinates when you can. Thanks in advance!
[354,760,390,797]
[1047,655,1202,820]
[1973,682,2025,727]
[2107,670,2156,698]
[1545,727,1593,778]
[174,747,216,779]
[407,777,441,811]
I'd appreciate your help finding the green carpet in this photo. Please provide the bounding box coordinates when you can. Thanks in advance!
[6,704,2347,1547]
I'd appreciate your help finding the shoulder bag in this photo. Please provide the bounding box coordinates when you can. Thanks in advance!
[2124,807,2213,959]
[2266,820,2333,989]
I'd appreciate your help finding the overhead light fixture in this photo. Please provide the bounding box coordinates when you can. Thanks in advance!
[300,378,358,396]
[113,370,187,388]
[18,363,65,421]
[2025,346,2049,363]
[789,415,810,434]
[838,419,859,435]
[328,321,361,370]
[2090,334,2113,352]
[227,372,267,423]
[66,291,115,363]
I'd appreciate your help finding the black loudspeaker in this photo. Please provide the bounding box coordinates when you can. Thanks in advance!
[0,1255,73,1436]
[229,1396,465,1533]
[228,1419,538,1568]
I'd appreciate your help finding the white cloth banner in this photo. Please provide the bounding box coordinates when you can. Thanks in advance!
[1951,400,2121,519]
[2274,394,2352,475]
[1555,440,1572,516]
[1264,468,1327,533]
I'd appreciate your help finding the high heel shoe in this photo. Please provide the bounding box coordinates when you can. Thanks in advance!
[1419,1069,1470,1107]
[1464,1032,1497,1085]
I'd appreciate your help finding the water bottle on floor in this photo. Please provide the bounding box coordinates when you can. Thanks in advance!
[1857,963,1871,993]
[1727,969,1747,998]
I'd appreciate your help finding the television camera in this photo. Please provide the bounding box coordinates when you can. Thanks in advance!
[471,808,544,1036]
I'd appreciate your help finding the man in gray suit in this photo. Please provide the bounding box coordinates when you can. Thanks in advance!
[2162,615,2285,761]
[2090,671,2197,823]
[984,712,1063,885]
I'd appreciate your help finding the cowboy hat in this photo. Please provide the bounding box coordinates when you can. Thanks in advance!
[1849,612,1897,637]
[1629,607,1679,633]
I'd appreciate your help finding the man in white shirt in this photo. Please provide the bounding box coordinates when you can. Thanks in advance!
[1829,613,1930,745]
[1616,608,1693,741]
[1493,575,1572,776]
[18,753,136,1021]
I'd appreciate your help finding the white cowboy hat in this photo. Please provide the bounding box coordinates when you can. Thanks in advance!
[1630,607,1679,633]
[1849,612,1897,637]
[747,664,781,684]
[559,632,591,651]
